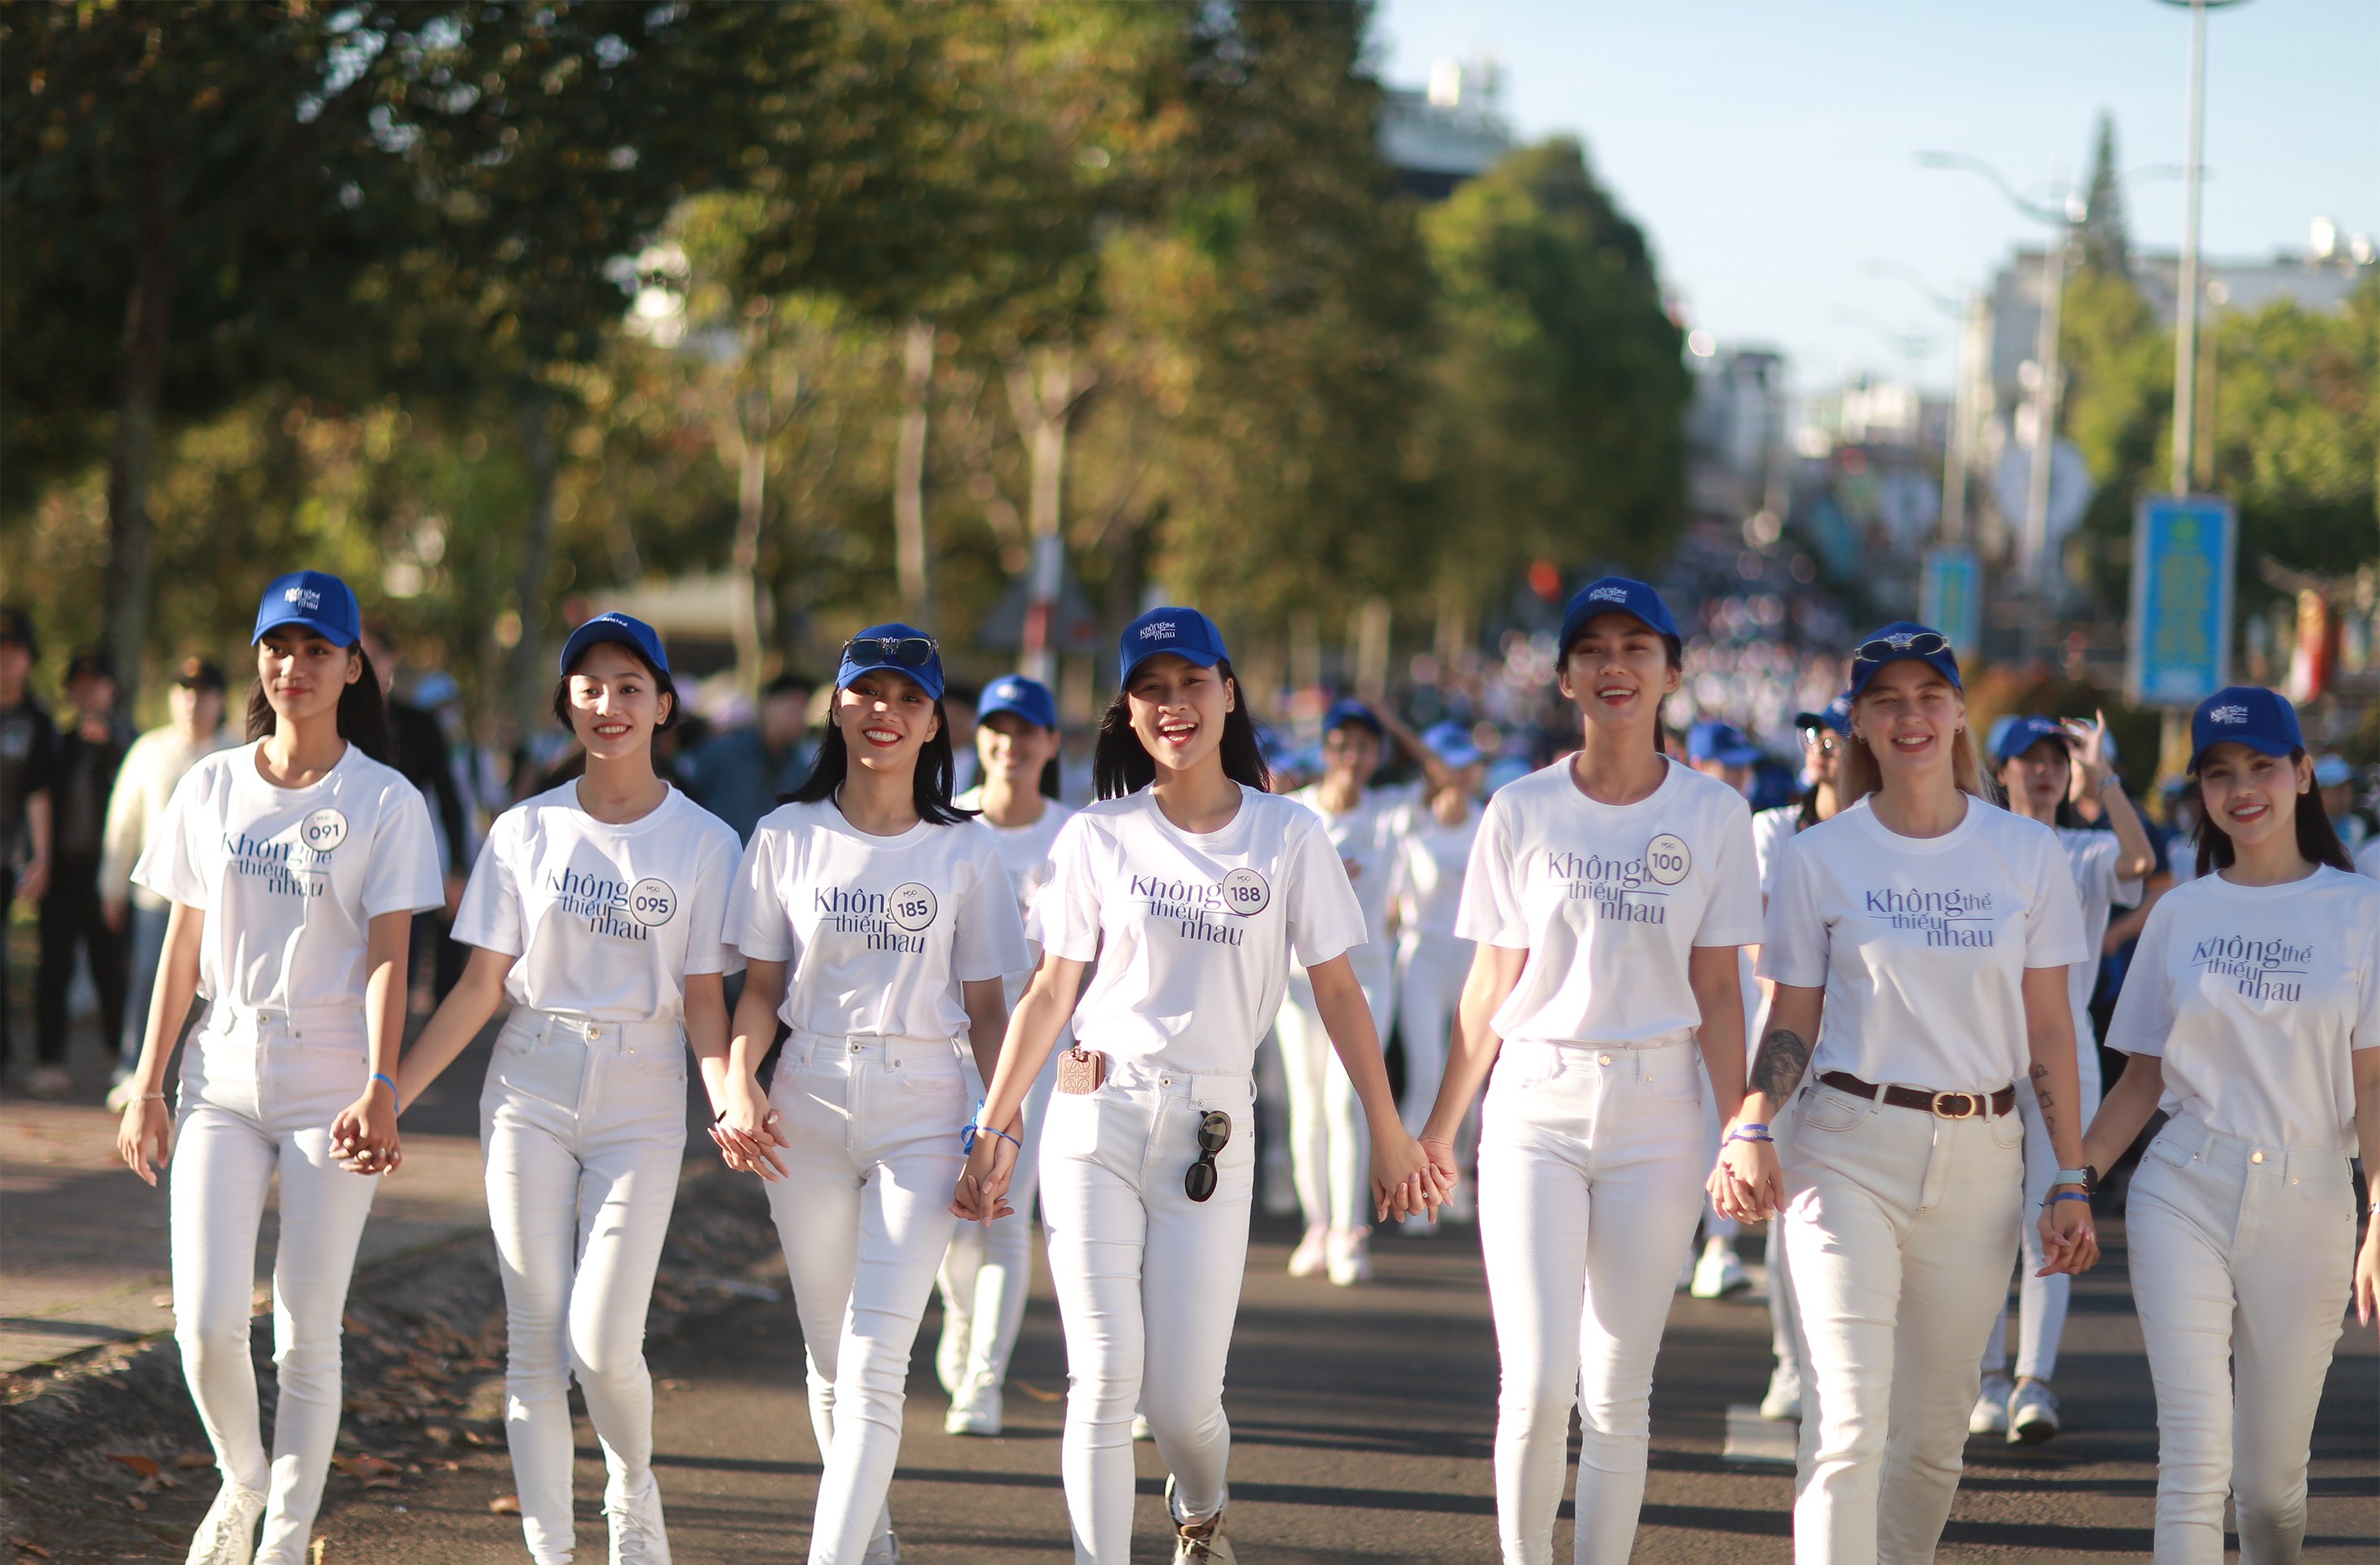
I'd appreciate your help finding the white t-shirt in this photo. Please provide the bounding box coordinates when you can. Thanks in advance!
[1391,804,1480,941]
[1752,805,1804,904]
[1039,786,1366,1076]
[133,741,444,1016]
[2105,866,2380,1152]
[1761,796,2089,1091]
[954,786,1075,1002]
[453,784,743,1023]
[2053,824,2144,1044]
[1456,757,1763,1047]
[1287,782,1408,964]
[2354,834,2380,882]
[729,800,1029,1040]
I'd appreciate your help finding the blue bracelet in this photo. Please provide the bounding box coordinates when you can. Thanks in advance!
[959,1122,1021,1154]
[1726,1129,1774,1146]
[370,1072,400,1113]
[2043,1190,2091,1206]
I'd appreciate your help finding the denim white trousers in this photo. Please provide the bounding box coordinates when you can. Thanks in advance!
[1276,952,1392,1232]
[480,1009,689,1563]
[1038,1058,1258,1564]
[1475,1034,1708,1565]
[170,1006,381,1565]
[2126,1118,2355,1565]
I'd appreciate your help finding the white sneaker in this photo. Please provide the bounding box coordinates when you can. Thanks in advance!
[1324,1227,1373,1286]
[1689,1237,1749,1298]
[184,1483,264,1565]
[1130,1412,1153,1442]
[605,1476,671,1565]
[861,1528,901,1565]
[934,1304,971,1396]
[945,1371,1003,1437]
[1285,1223,1329,1278]
[1166,1475,1236,1563]
[2008,1379,2060,1444]
[1759,1363,1801,1422]
[1969,1372,2013,1437]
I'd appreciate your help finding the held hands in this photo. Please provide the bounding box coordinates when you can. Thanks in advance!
[709,1071,791,1181]
[330,1080,402,1176]
[2034,1188,2100,1276]
[1369,1126,1447,1223]
[117,1096,174,1186]
[949,1122,1020,1225]
[1708,1117,1785,1223]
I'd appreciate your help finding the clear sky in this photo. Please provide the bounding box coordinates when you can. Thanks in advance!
[1372,0,2379,392]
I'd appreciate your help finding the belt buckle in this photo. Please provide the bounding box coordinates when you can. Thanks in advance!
[1931,1090,1980,1119]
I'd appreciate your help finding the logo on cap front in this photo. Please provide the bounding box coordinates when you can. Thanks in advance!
[1587,585,1628,604]
[285,586,323,611]
[2210,705,2249,724]
[1139,621,1176,641]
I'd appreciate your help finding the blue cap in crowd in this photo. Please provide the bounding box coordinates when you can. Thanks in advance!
[560,611,671,678]
[2313,754,2353,789]
[253,571,361,647]
[1992,714,2069,767]
[1119,606,1228,686]
[1846,621,1960,699]
[2189,686,2302,773]
[1322,698,1384,741]
[1422,720,1484,769]
[1794,692,1853,738]
[979,673,1057,730]
[1687,720,1763,769]
[838,623,945,701]
[1558,575,1679,654]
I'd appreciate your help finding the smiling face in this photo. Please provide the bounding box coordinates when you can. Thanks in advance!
[1556,612,1679,738]
[2197,742,2312,857]
[1125,654,1233,777]
[565,641,670,762]
[834,668,940,776]
[1320,721,1382,790]
[977,710,1059,789]
[2001,737,2072,814]
[256,628,361,727]
[1850,659,1964,787]
[1803,725,1842,789]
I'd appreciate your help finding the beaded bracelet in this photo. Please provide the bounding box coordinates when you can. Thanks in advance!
[1725,1128,1774,1147]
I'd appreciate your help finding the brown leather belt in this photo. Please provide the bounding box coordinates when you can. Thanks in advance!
[1818,1070,2016,1120]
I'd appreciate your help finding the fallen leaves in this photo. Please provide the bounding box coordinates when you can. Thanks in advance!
[489,1494,522,1515]
[104,1453,159,1479]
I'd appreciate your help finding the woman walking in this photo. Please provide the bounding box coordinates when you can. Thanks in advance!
[956,607,1435,1563]
[346,613,745,1563]
[1388,721,1488,1231]
[2082,686,2379,1564]
[1713,622,2098,1565]
[716,624,1029,1564]
[1415,577,1762,1565]
[114,571,443,1565]
[936,673,1073,1436]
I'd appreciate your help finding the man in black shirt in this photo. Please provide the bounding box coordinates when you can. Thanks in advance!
[0,606,56,1083]
[361,624,472,1003]
[29,651,133,1097]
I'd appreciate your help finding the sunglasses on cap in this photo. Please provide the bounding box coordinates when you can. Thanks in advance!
[1852,631,1953,663]
[1185,1110,1232,1203]
[841,633,939,670]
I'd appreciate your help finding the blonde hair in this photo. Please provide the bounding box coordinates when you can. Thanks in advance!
[1838,690,1998,808]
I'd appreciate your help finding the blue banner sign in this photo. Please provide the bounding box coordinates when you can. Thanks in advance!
[2127,496,2236,706]
[1919,547,1981,658]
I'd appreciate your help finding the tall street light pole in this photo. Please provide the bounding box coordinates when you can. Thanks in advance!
[2156,0,2250,496]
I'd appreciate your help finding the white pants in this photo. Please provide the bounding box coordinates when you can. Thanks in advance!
[1276,954,1391,1232]
[170,1008,381,1565]
[937,1045,1060,1387]
[765,1034,969,1565]
[1039,1058,1257,1565]
[482,1011,688,1563]
[2127,1118,2355,1565]
[1394,931,1470,1136]
[1476,1035,1708,1565]
[1783,1080,2025,1565]
[1980,1043,2102,1383]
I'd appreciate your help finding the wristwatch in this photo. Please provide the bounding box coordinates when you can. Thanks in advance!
[2052,1165,2096,1193]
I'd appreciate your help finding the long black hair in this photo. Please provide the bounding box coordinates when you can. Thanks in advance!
[1094,655,1272,800]
[785,686,972,826]
[245,642,390,764]
[2189,748,2352,876]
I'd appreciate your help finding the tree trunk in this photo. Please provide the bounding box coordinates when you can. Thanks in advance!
[730,383,769,699]
[892,318,934,624]
[100,218,178,711]
[1005,349,1082,687]
[509,389,559,746]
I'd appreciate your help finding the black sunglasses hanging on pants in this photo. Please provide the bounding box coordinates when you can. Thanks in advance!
[1185,1111,1231,1203]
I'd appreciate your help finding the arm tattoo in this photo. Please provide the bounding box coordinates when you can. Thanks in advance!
[1750,1029,1811,1103]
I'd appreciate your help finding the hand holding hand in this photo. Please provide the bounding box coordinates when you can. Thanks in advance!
[331,1081,401,1176]
[1709,1119,1784,1223]
[708,1072,789,1181]
[950,1131,1018,1223]
[1368,1126,1437,1223]
[2034,1192,2100,1276]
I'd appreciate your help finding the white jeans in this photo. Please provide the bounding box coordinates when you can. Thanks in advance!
[1394,931,1470,1136]
[1476,1035,1708,1565]
[1276,954,1391,1232]
[1980,1044,2102,1383]
[2127,1118,2355,1565]
[170,1007,381,1565]
[765,1033,968,1565]
[937,1045,1060,1386]
[481,1010,689,1563]
[1782,1079,2024,1565]
[1038,1057,1258,1565]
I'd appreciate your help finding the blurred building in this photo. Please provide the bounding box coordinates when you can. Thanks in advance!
[1380,55,1514,200]
[1686,346,1788,526]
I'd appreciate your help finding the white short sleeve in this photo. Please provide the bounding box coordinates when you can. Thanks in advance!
[2355,911,2380,1052]
[2102,897,2178,1057]
[1756,835,1829,988]
[131,765,209,909]
[2024,833,2091,970]
[1038,814,1104,964]
[1283,812,1368,968]
[362,780,444,919]
[1694,805,1765,948]
[729,827,798,964]
[451,820,527,956]
[950,835,1032,984]
[1452,797,1524,949]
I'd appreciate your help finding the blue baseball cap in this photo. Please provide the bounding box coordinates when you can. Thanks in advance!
[559,611,671,678]
[1846,621,1961,699]
[979,673,1057,730]
[1992,714,2069,768]
[253,571,361,647]
[1794,693,1853,738]
[1322,698,1384,741]
[1119,606,1228,686]
[2189,686,2303,773]
[1687,720,1763,768]
[837,623,945,701]
[1558,575,1679,654]
[1422,720,1484,769]
[2313,754,2353,789]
